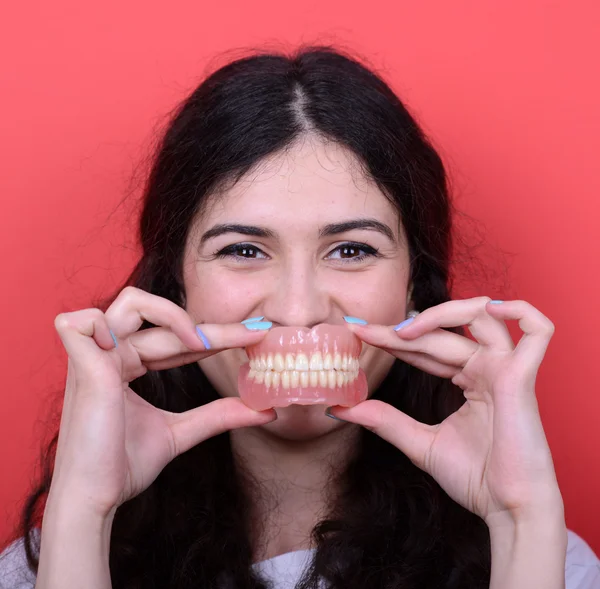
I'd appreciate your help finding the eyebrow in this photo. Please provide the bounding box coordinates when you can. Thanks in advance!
[320,219,395,242]
[199,218,396,244]
[200,224,276,245]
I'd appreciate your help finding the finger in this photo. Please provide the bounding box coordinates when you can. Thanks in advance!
[105,286,209,352]
[54,309,118,371]
[164,397,277,457]
[485,300,555,375]
[127,322,271,370]
[384,349,461,379]
[54,310,121,443]
[394,297,514,351]
[347,323,477,367]
[105,286,271,357]
[328,400,436,472]
[54,310,124,413]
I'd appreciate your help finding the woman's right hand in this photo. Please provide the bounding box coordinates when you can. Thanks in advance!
[49,286,275,519]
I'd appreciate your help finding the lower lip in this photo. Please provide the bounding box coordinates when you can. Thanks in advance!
[237,363,368,411]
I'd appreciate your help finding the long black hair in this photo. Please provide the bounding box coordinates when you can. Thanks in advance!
[12,45,493,588]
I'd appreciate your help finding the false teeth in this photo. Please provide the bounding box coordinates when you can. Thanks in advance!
[238,324,368,411]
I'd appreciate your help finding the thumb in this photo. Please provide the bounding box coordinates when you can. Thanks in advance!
[329,400,436,472]
[164,397,277,457]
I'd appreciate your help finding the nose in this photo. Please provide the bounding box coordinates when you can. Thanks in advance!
[262,262,331,328]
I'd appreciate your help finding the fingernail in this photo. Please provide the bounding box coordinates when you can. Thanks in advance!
[393,317,415,331]
[195,326,212,349]
[241,316,264,324]
[489,300,504,304]
[343,316,368,325]
[325,407,348,422]
[244,321,272,331]
[109,329,118,348]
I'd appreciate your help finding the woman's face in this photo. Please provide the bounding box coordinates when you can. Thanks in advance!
[182,137,412,440]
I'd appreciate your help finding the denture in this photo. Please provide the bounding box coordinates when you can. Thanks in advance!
[238,324,368,411]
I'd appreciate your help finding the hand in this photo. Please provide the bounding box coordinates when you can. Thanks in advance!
[329,297,564,527]
[50,286,275,518]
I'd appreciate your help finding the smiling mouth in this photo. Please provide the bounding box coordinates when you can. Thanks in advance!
[237,324,368,411]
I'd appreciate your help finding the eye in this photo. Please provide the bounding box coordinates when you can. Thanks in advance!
[327,242,380,262]
[213,243,268,260]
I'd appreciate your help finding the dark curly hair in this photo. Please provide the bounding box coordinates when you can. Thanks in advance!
[12,44,495,588]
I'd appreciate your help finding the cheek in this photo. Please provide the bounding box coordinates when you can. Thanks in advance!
[185,268,264,323]
[326,267,407,323]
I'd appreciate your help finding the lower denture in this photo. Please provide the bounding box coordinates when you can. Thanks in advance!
[237,324,368,411]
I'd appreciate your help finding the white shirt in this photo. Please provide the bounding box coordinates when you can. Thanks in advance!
[1,529,598,588]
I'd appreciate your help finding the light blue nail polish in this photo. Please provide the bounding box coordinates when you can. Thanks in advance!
[394,317,415,331]
[244,321,272,331]
[489,300,504,304]
[195,326,211,350]
[109,329,118,348]
[325,407,348,423]
[343,316,368,325]
[241,316,265,324]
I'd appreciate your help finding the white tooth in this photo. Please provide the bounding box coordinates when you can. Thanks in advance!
[300,371,309,387]
[259,355,267,371]
[342,354,349,371]
[274,353,285,372]
[292,370,300,388]
[285,353,295,370]
[310,371,319,387]
[309,351,323,371]
[343,372,349,384]
[255,371,265,384]
[272,372,280,388]
[249,369,256,380]
[281,371,290,389]
[295,353,309,371]
[334,353,343,370]
[266,354,274,370]
[264,371,272,389]
[323,353,333,370]
[348,371,356,383]
[249,358,256,370]
[318,370,327,387]
[319,370,329,387]
[336,371,344,387]
[328,370,336,389]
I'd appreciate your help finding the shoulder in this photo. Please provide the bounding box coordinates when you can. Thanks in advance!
[0,529,39,589]
[1,528,598,588]
[566,529,600,589]
[252,548,314,586]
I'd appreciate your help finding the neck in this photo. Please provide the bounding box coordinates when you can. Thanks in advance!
[230,418,361,563]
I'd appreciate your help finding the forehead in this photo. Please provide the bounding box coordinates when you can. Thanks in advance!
[197,138,400,233]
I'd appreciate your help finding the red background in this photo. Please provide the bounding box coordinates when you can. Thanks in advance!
[1,0,598,552]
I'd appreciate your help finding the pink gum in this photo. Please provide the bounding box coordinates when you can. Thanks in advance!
[246,324,362,358]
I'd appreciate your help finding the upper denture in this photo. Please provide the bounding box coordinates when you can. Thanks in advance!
[239,324,367,408]
[246,324,361,369]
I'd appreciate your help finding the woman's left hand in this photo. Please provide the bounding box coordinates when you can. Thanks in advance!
[331,297,564,529]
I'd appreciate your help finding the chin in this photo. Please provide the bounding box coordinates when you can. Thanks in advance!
[258,403,348,442]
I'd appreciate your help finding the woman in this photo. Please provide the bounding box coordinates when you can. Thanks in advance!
[1,46,598,589]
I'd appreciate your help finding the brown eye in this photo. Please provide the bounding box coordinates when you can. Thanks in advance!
[214,243,268,260]
[340,246,360,258]
[327,242,380,263]
[239,246,257,257]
